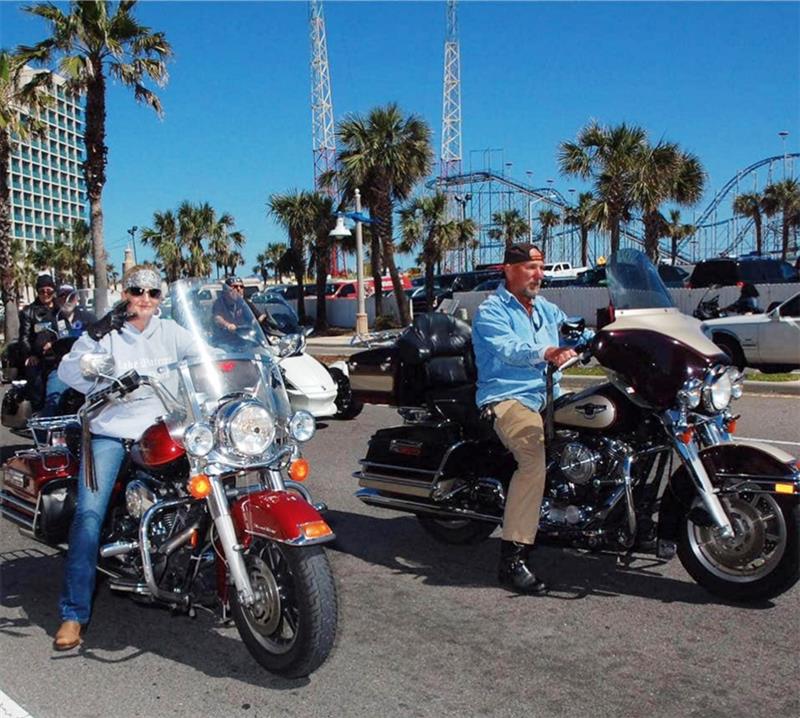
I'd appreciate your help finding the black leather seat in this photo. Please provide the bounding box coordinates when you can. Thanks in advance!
[396,314,490,436]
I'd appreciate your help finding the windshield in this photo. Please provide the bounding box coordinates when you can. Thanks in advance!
[158,279,287,423]
[606,249,675,310]
[251,294,302,336]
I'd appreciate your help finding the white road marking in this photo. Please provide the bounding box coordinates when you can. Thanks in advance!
[739,436,800,448]
[0,690,32,718]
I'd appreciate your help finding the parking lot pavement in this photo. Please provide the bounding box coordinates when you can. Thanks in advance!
[1,396,798,718]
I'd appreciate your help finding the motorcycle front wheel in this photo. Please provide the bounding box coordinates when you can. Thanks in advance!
[231,540,337,678]
[677,493,799,602]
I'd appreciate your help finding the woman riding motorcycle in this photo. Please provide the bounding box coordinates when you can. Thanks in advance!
[53,265,203,650]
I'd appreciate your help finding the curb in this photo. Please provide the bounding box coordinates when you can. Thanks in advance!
[560,374,800,397]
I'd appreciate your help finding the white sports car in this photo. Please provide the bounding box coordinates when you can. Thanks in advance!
[702,292,800,372]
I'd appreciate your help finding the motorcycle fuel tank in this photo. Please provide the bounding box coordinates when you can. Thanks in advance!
[554,386,618,430]
[131,421,185,468]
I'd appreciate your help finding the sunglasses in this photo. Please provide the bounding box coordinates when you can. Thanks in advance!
[230,285,245,291]
[38,287,55,294]
[127,287,162,299]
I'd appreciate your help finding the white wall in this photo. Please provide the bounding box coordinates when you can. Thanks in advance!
[454,283,800,326]
[289,293,404,328]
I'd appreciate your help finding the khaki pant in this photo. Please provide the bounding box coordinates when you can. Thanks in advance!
[492,399,545,544]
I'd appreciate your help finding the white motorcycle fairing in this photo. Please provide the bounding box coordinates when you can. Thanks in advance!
[280,353,338,418]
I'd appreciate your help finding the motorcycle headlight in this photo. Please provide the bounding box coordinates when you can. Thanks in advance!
[289,410,316,442]
[125,480,156,520]
[678,378,702,409]
[184,422,214,457]
[219,400,276,456]
[278,334,303,358]
[703,369,732,413]
[727,366,744,400]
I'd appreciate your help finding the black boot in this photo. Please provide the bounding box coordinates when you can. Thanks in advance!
[498,540,547,595]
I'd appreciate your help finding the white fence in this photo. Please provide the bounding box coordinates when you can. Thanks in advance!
[290,293,405,328]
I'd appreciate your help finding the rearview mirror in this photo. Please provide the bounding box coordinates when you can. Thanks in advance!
[561,317,585,339]
[79,352,116,379]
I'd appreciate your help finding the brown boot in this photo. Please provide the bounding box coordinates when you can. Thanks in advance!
[53,620,82,651]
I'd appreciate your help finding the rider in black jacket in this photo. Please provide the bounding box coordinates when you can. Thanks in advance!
[18,275,58,409]
[39,284,96,417]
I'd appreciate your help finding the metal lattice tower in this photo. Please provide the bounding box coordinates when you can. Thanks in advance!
[309,0,337,192]
[440,0,462,179]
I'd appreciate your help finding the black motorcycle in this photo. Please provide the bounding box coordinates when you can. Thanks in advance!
[348,250,800,602]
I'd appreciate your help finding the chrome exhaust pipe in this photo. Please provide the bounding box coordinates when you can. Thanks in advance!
[356,488,501,524]
[100,540,139,558]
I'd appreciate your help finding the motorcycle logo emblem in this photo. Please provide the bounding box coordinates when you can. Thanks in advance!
[574,402,608,419]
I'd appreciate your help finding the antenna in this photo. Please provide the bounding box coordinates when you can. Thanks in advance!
[440,0,462,179]
[310,0,337,191]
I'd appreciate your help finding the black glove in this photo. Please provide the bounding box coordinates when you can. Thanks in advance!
[87,301,132,341]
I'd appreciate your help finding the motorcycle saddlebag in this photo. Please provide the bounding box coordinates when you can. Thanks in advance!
[357,422,461,498]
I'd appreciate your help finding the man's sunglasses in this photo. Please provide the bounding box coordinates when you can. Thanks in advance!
[230,284,244,290]
[127,287,162,299]
[38,287,55,294]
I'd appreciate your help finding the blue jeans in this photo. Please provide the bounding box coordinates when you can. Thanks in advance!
[59,436,126,623]
[40,370,69,418]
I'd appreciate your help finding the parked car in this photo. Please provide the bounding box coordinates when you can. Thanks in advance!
[567,264,690,288]
[701,291,800,372]
[473,277,503,292]
[688,255,798,288]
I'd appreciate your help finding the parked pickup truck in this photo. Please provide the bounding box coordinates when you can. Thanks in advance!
[544,262,588,280]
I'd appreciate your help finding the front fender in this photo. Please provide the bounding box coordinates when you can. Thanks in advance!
[659,441,800,542]
[231,490,335,546]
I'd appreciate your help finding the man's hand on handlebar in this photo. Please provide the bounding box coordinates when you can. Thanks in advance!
[544,346,577,368]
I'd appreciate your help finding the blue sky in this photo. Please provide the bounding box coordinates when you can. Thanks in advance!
[3,0,798,273]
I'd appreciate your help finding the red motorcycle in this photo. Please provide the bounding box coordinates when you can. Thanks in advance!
[0,279,337,678]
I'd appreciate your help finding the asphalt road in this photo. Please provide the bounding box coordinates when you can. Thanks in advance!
[1,394,798,718]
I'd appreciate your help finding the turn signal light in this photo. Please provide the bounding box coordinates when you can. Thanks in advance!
[300,520,333,539]
[774,483,796,495]
[290,458,310,482]
[187,474,212,499]
[725,418,737,434]
[679,428,694,444]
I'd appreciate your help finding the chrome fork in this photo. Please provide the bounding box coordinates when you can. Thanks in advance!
[206,475,256,606]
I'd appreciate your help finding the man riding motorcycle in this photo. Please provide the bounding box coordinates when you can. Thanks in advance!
[473,243,589,595]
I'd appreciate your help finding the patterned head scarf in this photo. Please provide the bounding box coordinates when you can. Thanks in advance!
[123,267,161,291]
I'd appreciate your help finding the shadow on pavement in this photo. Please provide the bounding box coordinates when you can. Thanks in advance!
[0,547,312,688]
[323,508,776,609]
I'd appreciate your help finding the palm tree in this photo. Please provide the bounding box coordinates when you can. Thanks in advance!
[203,207,236,278]
[264,243,288,284]
[176,201,213,278]
[308,193,335,331]
[559,121,648,254]
[630,141,705,262]
[20,0,173,315]
[223,249,245,277]
[54,219,92,287]
[564,192,599,267]
[10,237,37,300]
[1,49,51,339]
[537,209,560,257]
[761,179,800,261]
[107,262,119,290]
[732,192,764,256]
[663,209,696,265]
[487,209,529,248]
[141,209,183,282]
[322,103,434,324]
[399,191,458,311]
[268,190,319,323]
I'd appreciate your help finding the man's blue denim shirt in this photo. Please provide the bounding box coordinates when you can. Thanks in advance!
[472,283,568,412]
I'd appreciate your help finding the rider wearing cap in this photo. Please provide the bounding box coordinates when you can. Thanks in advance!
[18,274,58,409]
[472,243,580,595]
[53,265,201,651]
[212,276,271,338]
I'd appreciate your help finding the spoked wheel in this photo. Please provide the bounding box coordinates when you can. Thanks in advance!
[677,493,800,601]
[329,368,363,420]
[417,516,497,545]
[230,540,337,678]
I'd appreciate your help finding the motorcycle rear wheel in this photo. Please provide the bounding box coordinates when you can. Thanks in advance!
[329,367,363,420]
[417,516,497,545]
[231,540,337,678]
[677,494,799,602]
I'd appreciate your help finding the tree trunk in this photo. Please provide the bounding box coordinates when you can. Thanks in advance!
[376,188,409,326]
[1,129,20,342]
[781,214,789,262]
[754,215,763,256]
[580,228,589,267]
[85,65,109,315]
[610,213,620,255]
[424,251,436,313]
[370,231,383,317]
[642,212,660,263]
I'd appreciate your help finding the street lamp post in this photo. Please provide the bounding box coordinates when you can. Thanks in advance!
[454,193,471,271]
[127,225,138,264]
[329,189,369,336]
